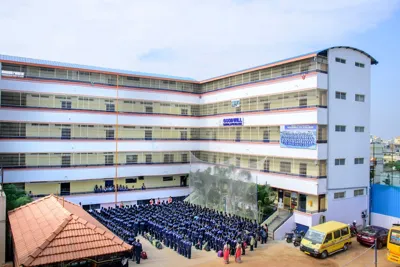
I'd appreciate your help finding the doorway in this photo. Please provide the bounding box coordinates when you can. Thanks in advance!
[299,194,307,212]
[180,175,187,187]
[60,183,70,196]
[318,194,326,212]
[105,180,114,188]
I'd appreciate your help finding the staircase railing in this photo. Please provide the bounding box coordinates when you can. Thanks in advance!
[261,209,280,226]
[272,211,293,240]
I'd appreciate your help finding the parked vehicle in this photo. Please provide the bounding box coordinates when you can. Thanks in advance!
[293,230,305,247]
[357,225,388,249]
[285,231,294,243]
[300,221,352,259]
[387,224,400,264]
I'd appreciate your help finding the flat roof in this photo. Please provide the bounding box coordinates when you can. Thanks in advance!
[0,54,196,82]
[0,46,377,84]
[312,221,349,232]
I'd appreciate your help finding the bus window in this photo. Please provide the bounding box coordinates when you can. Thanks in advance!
[390,229,400,245]
[333,230,341,239]
[341,227,349,236]
[324,233,333,243]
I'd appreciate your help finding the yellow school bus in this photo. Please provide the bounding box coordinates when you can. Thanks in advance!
[300,221,352,259]
[387,224,400,264]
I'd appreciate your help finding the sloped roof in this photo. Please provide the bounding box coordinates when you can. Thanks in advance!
[8,195,131,267]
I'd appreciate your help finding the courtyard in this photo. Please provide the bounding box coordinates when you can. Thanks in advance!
[132,237,396,267]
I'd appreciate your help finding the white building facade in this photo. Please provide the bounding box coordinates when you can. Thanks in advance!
[0,46,377,227]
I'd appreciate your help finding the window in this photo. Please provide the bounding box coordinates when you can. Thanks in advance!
[106,129,114,140]
[355,62,365,68]
[61,101,72,109]
[299,98,307,107]
[180,131,187,140]
[138,176,144,180]
[163,176,173,182]
[106,104,115,112]
[333,230,341,239]
[163,154,174,163]
[355,94,365,102]
[236,130,241,141]
[213,155,217,164]
[126,178,137,183]
[181,109,188,115]
[335,91,346,100]
[354,158,364,165]
[61,155,71,167]
[145,154,152,164]
[264,160,270,172]
[145,106,153,113]
[264,102,270,111]
[335,158,346,165]
[263,130,270,141]
[249,159,257,169]
[145,130,152,140]
[334,192,346,199]
[354,189,364,196]
[236,157,241,168]
[341,227,349,236]
[224,156,229,164]
[335,57,346,64]
[355,126,365,133]
[105,155,114,166]
[280,161,292,173]
[335,125,346,132]
[181,154,188,163]
[61,128,71,139]
[126,155,138,164]
[299,163,307,176]
[324,233,333,243]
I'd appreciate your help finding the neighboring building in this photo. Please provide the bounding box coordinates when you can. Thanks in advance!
[370,141,384,184]
[0,46,377,227]
[8,195,131,267]
[0,185,5,266]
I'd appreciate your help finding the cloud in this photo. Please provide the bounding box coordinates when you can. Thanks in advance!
[138,48,175,62]
[0,0,398,79]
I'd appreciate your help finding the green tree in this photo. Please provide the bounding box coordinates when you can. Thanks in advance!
[257,183,276,223]
[3,184,32,211]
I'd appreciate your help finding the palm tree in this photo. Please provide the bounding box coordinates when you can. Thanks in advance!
[257,183,277,223]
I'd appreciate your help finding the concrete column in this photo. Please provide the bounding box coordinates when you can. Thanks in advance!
[0,184,6,266]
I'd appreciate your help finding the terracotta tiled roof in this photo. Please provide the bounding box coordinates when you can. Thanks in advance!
[8,195,131,267]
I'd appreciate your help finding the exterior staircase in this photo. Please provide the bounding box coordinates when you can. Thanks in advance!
[261,209,291,240]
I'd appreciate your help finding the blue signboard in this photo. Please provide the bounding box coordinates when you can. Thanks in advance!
[222,118,244,126]
[280,125,317,149]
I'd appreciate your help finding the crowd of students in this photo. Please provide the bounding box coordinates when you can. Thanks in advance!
[90,199,269,264]
[94,183,147,193]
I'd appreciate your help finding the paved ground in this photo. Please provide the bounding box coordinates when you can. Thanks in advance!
[129,237,399,267]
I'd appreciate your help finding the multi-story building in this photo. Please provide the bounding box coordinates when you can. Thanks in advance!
[0,46,377,227]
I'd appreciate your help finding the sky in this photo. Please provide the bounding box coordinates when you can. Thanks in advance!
[0,0,399,138]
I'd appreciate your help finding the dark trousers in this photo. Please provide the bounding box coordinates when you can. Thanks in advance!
[255,240,258,248]
[242,246,245,255]
[135,254,141,264]
[250,245,254,251]
[188,248,191,259]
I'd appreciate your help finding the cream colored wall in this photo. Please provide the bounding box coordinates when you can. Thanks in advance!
[25,182,60,195]
[306,195,319,212]
[24,176,181,195]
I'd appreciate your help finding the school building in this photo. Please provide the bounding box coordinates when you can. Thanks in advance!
[0,46,376,230]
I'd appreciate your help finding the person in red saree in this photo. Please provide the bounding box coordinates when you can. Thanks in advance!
[235,242,242,263]
[223,242,230,264]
